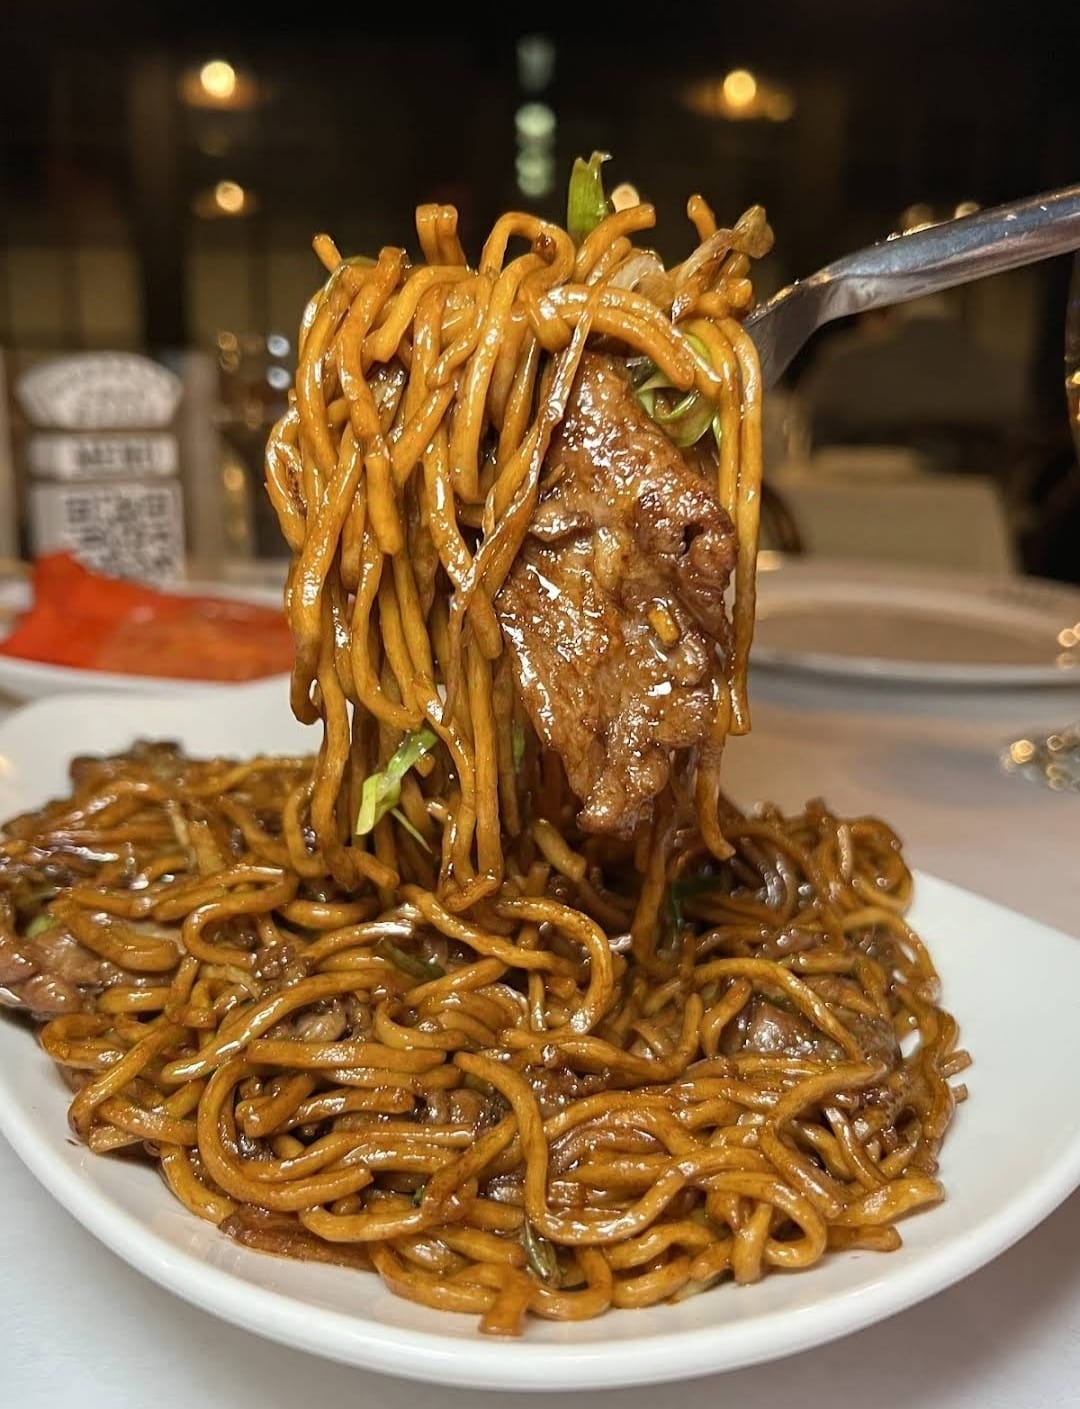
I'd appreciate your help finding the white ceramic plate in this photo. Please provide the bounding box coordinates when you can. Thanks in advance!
[1,683,1080,1391]
[752,557,1080,686]
[0,575,289,701]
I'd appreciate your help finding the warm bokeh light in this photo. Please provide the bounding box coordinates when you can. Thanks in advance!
[179,61,259,111]
[900,202,936,233]
[897,200,980,236]
[192,182,256,219]
[222,462,246,494]
[199,60,237,101]
[683,71,794,123]
[214,180,245,214]
[722,69,758,109]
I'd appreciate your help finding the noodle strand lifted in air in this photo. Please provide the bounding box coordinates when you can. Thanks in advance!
[0,159,968,1335]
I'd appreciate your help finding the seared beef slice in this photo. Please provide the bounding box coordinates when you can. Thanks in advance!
[496,353,737,836]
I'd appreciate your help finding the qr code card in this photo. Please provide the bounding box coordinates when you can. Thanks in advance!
[29,481,185,584]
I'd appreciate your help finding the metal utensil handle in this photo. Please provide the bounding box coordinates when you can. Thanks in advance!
[815,184,1080,319]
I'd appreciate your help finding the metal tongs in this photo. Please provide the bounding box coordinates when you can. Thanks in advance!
[745,184,1080,386]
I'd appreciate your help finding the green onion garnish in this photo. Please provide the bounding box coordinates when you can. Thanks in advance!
[633,332,721,450]
[666,872,724,931]
[390,807,433,855]
[521,1219,560,1284]
[355,727,438,837]
[375,939,445,984]
[567,151,611,245]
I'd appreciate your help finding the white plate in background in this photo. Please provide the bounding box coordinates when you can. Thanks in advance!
[0,685,1079,1388]
[753,558,1080,686]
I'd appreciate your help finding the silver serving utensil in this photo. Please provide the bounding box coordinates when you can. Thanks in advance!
[745,185,1080,387]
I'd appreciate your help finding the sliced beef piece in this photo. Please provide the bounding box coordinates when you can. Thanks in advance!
[724,994,900,1072]
[724,997,841,1061]
[523,1063,609,1119]
[496,352,737,837]
[68,740,186,791]
[0,902,111,1016]
[0,893,174,1019]
[844,1010,902,1070]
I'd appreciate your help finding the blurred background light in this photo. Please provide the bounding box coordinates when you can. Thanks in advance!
[683,69,796,122]
[191,180,257,218]
[179,58,260,111]
[515,150,555,198]
[515,102,556,143]
[199,60,236,102]
[516,34,556,93]
[723,69,757,110]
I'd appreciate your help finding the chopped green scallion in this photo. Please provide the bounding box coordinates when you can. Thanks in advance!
[567,151,611,245]
[375,939,445,984]
[355,727,438,837]
[632,332,722,450]
[666,872,725,931]
[521,1219,560,1284]
[390,807,433,855]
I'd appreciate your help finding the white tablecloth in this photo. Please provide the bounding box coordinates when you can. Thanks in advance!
[4,672,1080,1408]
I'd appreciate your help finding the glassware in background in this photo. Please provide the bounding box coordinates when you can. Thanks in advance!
[761,387,810,475]
[1001,253,1080,793]
[212,331,293,568]
[759,388,810,554]
[1068,256,1080,451]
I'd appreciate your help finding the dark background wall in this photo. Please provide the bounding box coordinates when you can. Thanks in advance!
[2,1,1076,354]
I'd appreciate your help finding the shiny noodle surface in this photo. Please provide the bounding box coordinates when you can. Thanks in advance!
[0,747,967,1335]
[0,187,968,1335]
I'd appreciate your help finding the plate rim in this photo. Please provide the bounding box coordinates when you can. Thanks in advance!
[2,690,1080,1388]
[4,870,1080,1389]
[752,557,1080,687]
[0,576,288,697]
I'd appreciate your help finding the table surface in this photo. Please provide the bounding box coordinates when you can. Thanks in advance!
[4,670,1080,1408]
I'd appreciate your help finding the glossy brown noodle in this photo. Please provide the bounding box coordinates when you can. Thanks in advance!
[0,192,969,1336]
[264,192,770,902]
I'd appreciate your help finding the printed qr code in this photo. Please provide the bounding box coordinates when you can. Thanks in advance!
[30,481,185,584]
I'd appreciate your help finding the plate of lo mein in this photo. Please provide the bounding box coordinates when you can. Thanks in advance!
[1,159,1079,1389]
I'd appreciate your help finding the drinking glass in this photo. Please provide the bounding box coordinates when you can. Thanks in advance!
[1001,254,1080,790]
